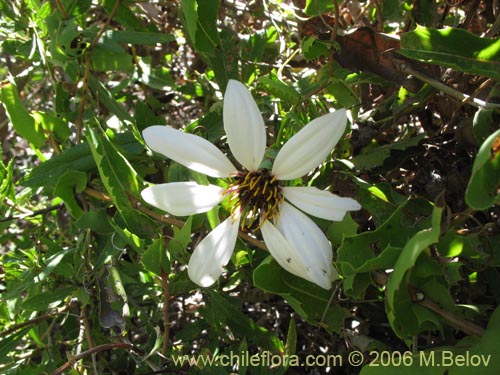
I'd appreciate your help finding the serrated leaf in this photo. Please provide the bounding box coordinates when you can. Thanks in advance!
[1,82,46,147]
[399,26,500,79]
[386,204,443,338]
[259,76,301,104]
[302,36,330,60]
[170,216,193,258]
[465,128,500,210]
[88,76,133,123]
[352,134,426,170]
[206,291,283,351]
[85,126,153,234]
[142,238,171,276]
[75,208,114,234]
[21,132,141,188]
[338,198,432,273]
[360,307,500,374]
[253,257,349,333]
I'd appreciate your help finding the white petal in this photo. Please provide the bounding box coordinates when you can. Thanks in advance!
[275,202,336,289]
[188,213,241,287]
[260,221,311,281]
[143,126,237,178]
[283,186,361,221]
[141,182,224,216]
[223,80,266,171]
[272,109,347,180]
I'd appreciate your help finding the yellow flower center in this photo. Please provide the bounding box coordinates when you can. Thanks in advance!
[226,169,283,231]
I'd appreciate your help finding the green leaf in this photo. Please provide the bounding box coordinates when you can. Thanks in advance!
[338,198,432,280]
[181,0,198,47]
[103,0,146,31]
[399,26,500,79]
[206,290,283,351]
[302,36,330,60]
[75,208,114,234]
[253,257,349,334]
[0,328,32,360]
[473,108,496,143]
[88,76,133,123]
[22,132,142,188]
[85,126,152,234]
[259,75,301,105]
[303,0,333,16]
[450,306,500,374]
[285,317,297,358]
[360,306,500,374]
[181,0,220,54]
[170,216,193,258]
[386,204,443,338]
[1,82,46,147]
[465,128,500,210]
[22,286,74,312]
[351,134,426,170]
[91,46,134,72]
[54,170,87,218]
[31,111,70,142]
[142,237,171,276]
[34,247,75,284]
[0,159,14,202]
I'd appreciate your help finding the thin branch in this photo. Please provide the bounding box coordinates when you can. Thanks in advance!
[0,203,64,223]
[372,272,485,338]
[51,342,144,375]
[160,271,170,356]
[399,62,500,110]
[416,295,485,337]
[54,0,68,18]
[90,0,123,50]
[0,305,70,338]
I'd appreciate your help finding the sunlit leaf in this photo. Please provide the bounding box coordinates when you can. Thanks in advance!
[1,82,46,147]
[399,25,500,79]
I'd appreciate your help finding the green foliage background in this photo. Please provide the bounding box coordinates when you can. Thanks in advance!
[1,0,500,374]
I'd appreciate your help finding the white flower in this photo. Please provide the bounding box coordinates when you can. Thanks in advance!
[141,80,361,289]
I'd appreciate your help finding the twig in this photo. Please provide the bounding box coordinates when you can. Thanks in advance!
[399,62,500,110]
[372,272,485,337]
[75,55,92,143]
[90,0,122,50]
[0,203,64,223]
[54,0,68,18]
[51,342,144,375]
[0,305,70,338]
[74,0,122,143]
[160,271,170,356]
[415,296,485,337]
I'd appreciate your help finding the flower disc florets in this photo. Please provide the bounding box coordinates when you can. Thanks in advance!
[227,169,283,230]
[141,80,361,289]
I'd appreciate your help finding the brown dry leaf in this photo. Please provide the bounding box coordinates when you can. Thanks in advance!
[334,27,405,85]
